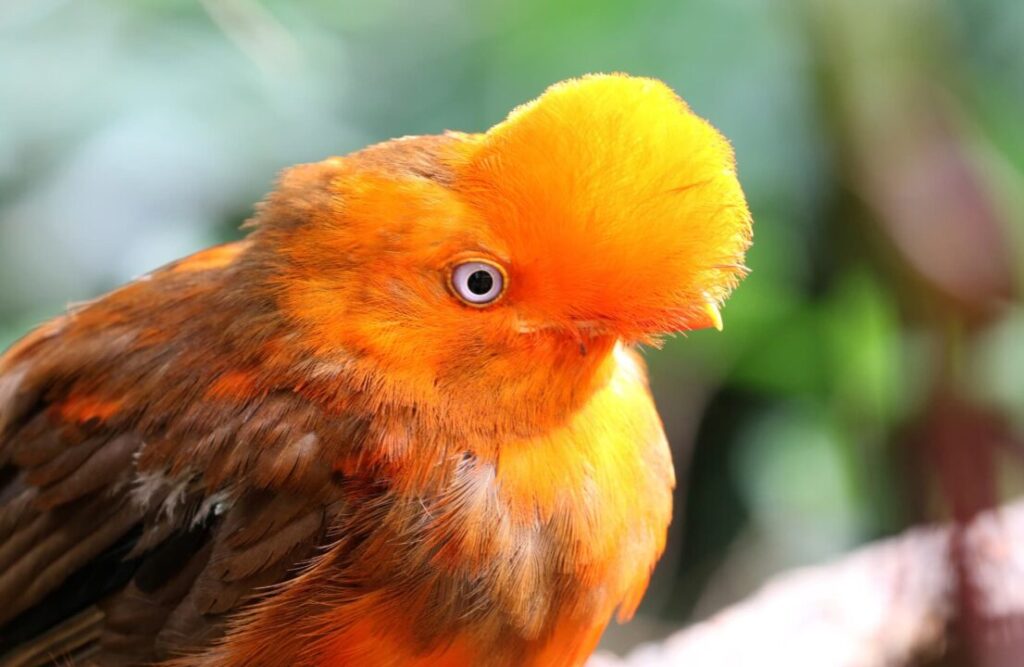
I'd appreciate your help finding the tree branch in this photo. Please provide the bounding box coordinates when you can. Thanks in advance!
[592,499,1024,666]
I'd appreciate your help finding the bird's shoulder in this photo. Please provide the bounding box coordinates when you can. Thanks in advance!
[0,240,364,664]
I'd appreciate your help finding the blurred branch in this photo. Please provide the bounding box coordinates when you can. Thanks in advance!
[591,498,1024,667]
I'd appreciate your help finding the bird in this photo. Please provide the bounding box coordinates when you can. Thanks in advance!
[0,74,751,666]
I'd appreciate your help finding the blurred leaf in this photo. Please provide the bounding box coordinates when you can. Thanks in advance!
[969,307,1024,433]
[733,402,868,563]
[823,268,907,426]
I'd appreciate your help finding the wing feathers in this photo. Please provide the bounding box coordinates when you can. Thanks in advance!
[0,477,36,540]
[21,436,105,495]
[13,500,140,615]
[34,433,139,509]
[0,246,350,664]
[0,496,140,622]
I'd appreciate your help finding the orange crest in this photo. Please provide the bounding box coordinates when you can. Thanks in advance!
[454,74,752,338]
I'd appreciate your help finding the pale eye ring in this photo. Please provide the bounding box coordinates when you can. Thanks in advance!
[450,260,506,306]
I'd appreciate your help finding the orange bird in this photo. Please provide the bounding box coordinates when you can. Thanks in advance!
[0,74,751,666]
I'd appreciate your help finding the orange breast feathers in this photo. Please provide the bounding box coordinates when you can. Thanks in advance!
[326,348,671,667]
[180,344,674,667]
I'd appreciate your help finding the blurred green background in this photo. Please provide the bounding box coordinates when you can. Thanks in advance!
[1,0,1022,657]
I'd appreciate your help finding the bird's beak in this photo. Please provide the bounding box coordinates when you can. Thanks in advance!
[515,300,726,338]
[514,318,609,336]
[701,301,724,332]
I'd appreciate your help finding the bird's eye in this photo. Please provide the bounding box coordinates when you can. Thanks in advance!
[450,260,506,307]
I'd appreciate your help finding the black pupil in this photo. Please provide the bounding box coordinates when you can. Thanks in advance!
[466,269,494,295]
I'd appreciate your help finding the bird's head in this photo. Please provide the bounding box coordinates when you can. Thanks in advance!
[253,74,751,433]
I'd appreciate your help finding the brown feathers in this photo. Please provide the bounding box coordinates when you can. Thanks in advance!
[0,74,752,666]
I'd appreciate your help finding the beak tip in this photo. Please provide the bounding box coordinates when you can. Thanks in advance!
[703,302,724,332]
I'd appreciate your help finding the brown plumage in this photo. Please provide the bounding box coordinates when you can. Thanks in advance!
[0,75,751,666]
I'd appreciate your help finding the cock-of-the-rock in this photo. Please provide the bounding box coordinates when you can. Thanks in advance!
[0,74,751,666]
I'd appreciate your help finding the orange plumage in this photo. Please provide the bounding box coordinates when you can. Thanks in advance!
[0,74,751,666]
